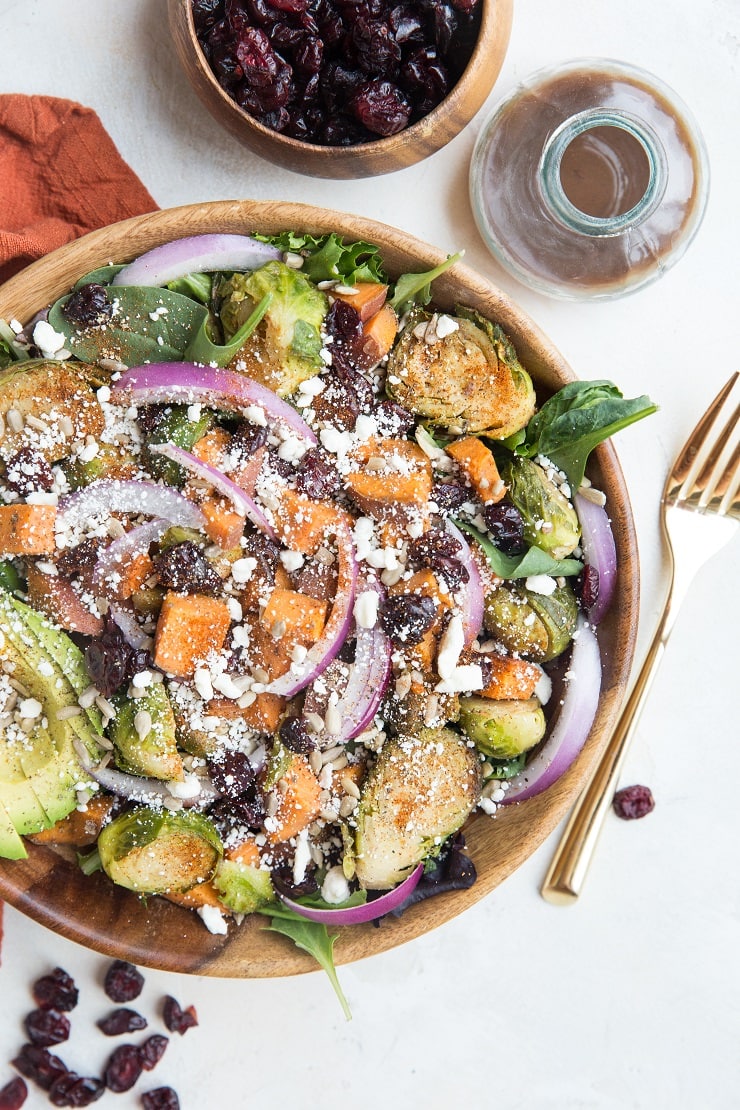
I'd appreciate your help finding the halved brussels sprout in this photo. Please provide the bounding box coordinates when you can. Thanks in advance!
[503,457,580,559]
[218,262,328,396]
[213,858,274,914]
[352,727,481,890]
[458,696,546,758]
[483,583,578,662]
[97,807,222,894]
[385,306,535,438]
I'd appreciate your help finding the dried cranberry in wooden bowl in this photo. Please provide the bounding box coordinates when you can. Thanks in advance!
[0,199,639,978]
[168,0,513,177]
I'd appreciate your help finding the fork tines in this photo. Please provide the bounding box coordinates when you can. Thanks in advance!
[666,372,740,519]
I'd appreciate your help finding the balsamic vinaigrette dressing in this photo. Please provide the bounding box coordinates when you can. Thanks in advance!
[470,61,709,299]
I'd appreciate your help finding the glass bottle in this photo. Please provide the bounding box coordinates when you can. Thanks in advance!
[469,59,710,300]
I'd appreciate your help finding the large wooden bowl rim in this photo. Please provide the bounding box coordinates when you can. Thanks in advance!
[167,0,514,178]
[0,200,639,977]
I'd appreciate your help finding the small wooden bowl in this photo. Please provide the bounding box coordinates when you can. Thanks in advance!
[0,201,639,977]
[168,0,513,178]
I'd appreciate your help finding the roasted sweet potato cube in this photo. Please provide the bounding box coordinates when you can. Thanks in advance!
[0,503,57,555]
[154,591,231,677]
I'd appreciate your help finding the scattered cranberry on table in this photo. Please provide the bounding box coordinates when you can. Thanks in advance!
[0,1077,28,1110]
[103,961,145,1004]
[193,0,482,144]
[162,997,198,1036]
[613,784,655,820]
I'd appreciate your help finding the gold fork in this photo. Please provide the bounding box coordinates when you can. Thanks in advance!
[541,372,740,904]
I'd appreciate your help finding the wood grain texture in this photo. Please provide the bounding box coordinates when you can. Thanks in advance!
[0,201,639,977]
[167,0,513,178]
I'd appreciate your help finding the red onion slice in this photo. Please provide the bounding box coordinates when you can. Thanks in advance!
[149,443,277,541]
[267,526,358,697]
[111,234,280,287]
[73,741,219,808]
[445,519,485,646]
[108,602,152,651]
[58,479,205,530]
[503,617,601,803]
[334,576,392,742]
[112,363,317,445]
[278,863,424,925]
[575,492,617,625]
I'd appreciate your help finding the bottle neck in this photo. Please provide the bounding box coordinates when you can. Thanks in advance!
[538,108,668,238]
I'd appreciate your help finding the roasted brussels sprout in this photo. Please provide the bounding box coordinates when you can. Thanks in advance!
[352,727,481,890]
[385,306,535,438]
[213,857,274,914]
[483,583,578,662]
[110,681,184,782]
[97,807,222,894]
[218,262,328,396]
[458,696,546,758]
[503,456,580,559]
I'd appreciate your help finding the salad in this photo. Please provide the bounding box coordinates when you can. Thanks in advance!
[0,229,654,1007]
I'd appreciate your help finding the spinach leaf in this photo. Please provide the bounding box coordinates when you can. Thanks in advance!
[73,264,124,288]
[48,286,208,366]
[184,291,272,366]
[456,521,583,579]
[390,251,464,313]
[255,231,388,285]
[513,379,657,489]
[260,908,352,1020]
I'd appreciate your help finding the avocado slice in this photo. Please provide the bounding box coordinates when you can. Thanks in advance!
[0,589,103,856]
[0,796,26,859]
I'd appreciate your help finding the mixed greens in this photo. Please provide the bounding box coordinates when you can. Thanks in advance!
[0,229,655,1012]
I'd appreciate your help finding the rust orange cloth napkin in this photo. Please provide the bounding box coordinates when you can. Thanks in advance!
[0,94,158,285]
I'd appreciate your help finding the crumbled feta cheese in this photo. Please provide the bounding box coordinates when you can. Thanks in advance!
[321,865,351,905]
[231,557,258,584]
[33,320,66,358]
[292,828,312,885]
[168,773,203,799]
[436,614,465,679]
[280,549,305,573]
[525,575,557,596]
[198,904,229,935]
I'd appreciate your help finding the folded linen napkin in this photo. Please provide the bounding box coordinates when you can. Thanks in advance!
[0,94,157,284]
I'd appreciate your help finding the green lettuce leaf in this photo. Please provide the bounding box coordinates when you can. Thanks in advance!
[260,907,352,1020]
[255,231,388,286]
[390,251,464,313]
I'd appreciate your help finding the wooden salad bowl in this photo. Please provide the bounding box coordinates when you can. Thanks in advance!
[167,0,513,178]
[0,200,639,977]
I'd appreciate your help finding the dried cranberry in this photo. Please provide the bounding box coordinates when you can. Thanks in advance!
[97,1008,148,1036]
[193,0,225,34]
[430,481,468,511]
[0,1077,27,1110]
[12,1045,67,1091]
[295,448,342,500]
[613,785,655,820]
[142,1087,180,1110]
[32,968,79,1013]
[375,400,415,437]
[388,4,425,44]
[243,530,281,574]
[57,537,104,580]
[433,555,468,590]
[24,1008,70,1047]
[62,283,113,328]
[232,420,269,456]
[104,1045,142,1094]
[236,26,281,86]
[578,564,600,610]
[208,784,266,832]
[162,996,198,1036]
[483,502,526,554]
[279,716,315,754]
[352,15,401,76]
[294,34,323,73]
[432,2,458,53]
[49,1073,105,1107]
[153,541,222,595]
[408,528,462,565]
[84,621,134,698]
[381,593,437,646]
[350,79,411,136]
[208,750,256,798]
[138,1035,169,1073]
[103,960,144,1003]
[401,47,449,113]
[310,371,360,429]
[4,446,54,496]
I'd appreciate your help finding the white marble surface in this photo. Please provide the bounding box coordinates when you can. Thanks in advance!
[1,1,739,1107]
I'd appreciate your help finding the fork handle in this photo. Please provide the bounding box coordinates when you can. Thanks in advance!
[540,606,671,904]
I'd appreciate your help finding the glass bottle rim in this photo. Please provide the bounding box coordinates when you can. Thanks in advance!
[538,107,669,238]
